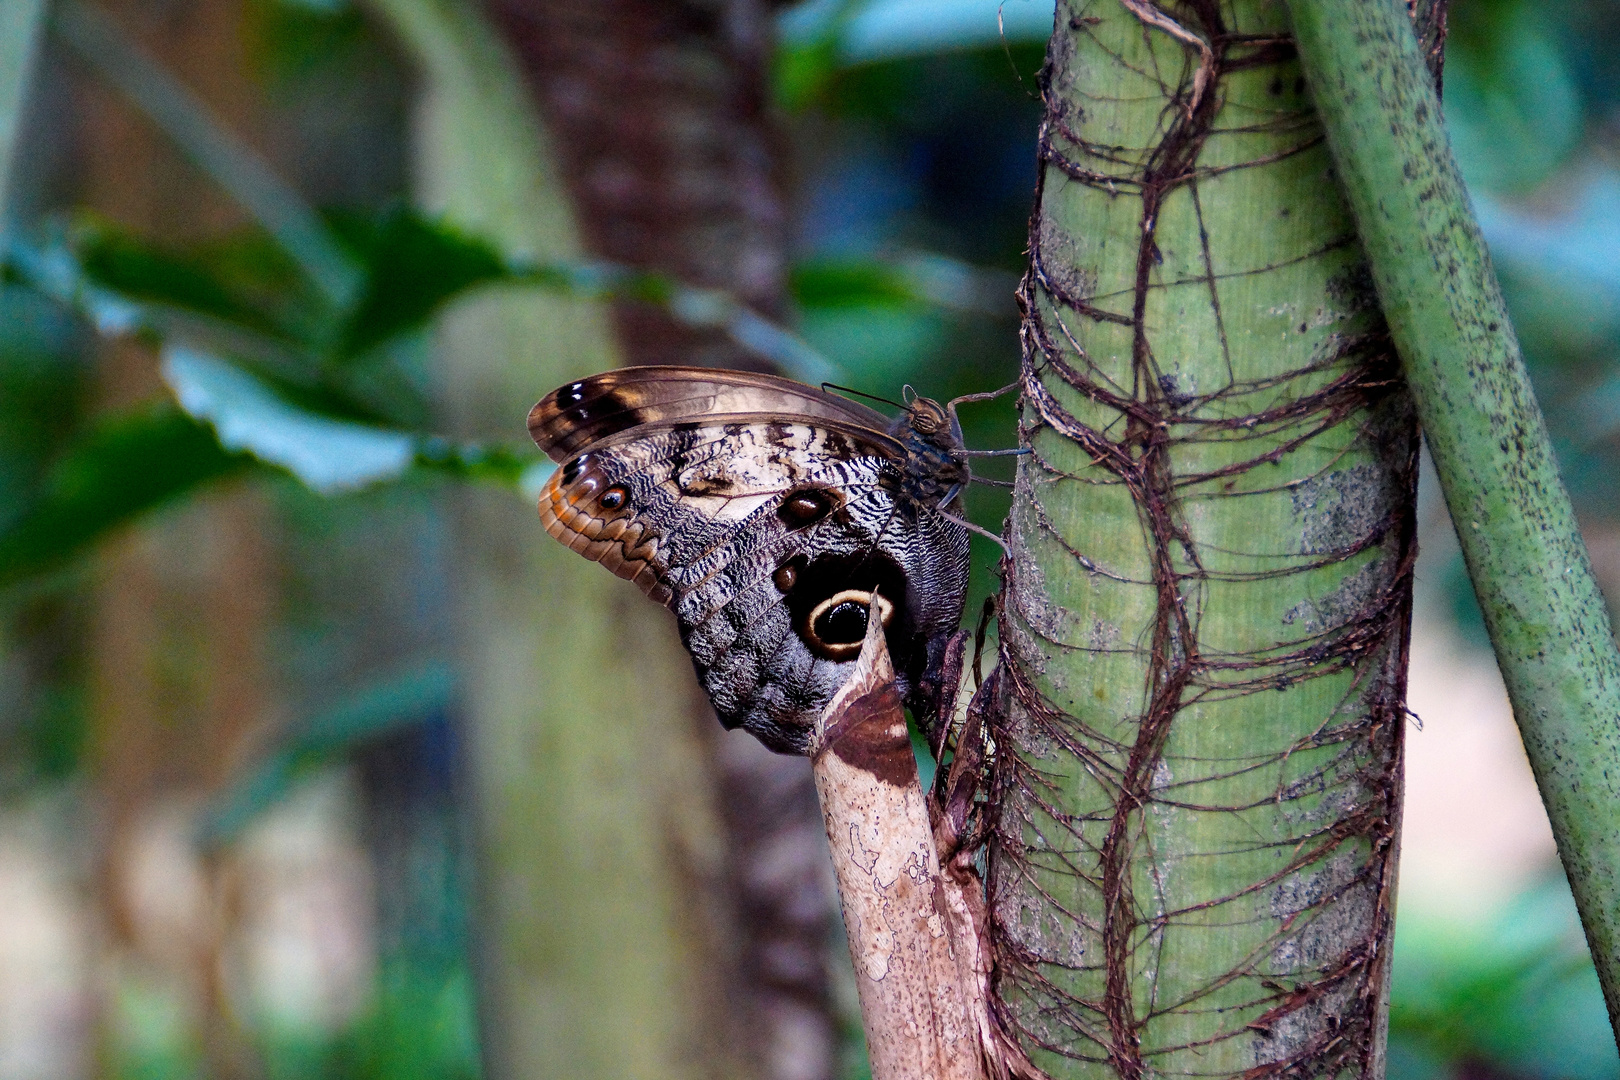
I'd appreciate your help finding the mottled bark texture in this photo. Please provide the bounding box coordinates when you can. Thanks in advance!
[985,1,1443,1075]
[481,3,839,1075]
[486,0,789,369]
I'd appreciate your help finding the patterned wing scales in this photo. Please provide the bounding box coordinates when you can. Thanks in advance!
[538,418,893,601]
[536,416,968,754]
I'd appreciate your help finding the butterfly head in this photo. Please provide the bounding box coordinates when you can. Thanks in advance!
[895,387,963,443]
[888,393,969,512]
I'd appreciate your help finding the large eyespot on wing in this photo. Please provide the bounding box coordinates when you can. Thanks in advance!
[528,366,893,461]
[774,550,917,664]
[665,463,973,756]
[538,451,673,604]
[802,589,894,660]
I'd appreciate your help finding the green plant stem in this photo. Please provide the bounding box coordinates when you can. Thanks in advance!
[1288,0,1620,1028]
[0,0,47,229]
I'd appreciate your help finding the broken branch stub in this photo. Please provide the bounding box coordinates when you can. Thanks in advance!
[809,603,982,1080]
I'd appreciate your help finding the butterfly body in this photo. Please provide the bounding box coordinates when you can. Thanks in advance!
[530,367,971,755]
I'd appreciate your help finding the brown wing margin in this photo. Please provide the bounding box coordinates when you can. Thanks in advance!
[528,365,894,462]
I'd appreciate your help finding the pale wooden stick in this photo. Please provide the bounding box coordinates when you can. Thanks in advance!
[808,603,983,1080]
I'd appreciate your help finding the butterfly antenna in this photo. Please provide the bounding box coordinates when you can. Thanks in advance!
[946,380,1019,426]
[948,381,1019,409]
[938,506,1011,557]
[946,379,1023,450]
[820,382,904,410]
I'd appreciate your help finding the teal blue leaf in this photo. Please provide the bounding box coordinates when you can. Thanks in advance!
[1444,1,1583,194]
[778,0,1055,65]
[164,344,416,492]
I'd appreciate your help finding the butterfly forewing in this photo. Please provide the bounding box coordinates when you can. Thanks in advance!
[530,365,891,462]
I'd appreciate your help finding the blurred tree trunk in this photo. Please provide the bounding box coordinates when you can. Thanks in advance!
[486,0,789,369]
[462,1,841,1077]
[988,1,1444,1076]
[370,1,798,1077]
[67,1,274,1074]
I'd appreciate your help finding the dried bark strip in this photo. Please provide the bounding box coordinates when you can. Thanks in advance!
[811,608,984,1080]
[984,1,1444,1076]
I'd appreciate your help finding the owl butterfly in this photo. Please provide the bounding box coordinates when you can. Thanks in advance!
[528,366,974,756]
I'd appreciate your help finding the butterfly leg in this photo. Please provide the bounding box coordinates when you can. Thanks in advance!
[925,628,970,763]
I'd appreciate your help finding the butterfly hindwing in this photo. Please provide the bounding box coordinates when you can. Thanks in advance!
[534,368,971,755]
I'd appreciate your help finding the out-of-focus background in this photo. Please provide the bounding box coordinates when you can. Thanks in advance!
[0,0,1617,1078]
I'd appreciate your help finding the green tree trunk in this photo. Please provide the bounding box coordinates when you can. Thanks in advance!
[988,1,1439,1074]
[368,1,751,1076]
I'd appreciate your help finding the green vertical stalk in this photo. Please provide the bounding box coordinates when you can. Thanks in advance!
[990,0,1431,1074]
[1288,0,1620,1029]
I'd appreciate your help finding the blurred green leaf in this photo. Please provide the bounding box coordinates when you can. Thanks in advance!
[247,0,371,88]
[329,207,509,361]
[793,253,1018,314]
[775,35,843,111]
[163,343,538,492]
[75,217,325,346]
[0,286,92,528]
[1389,880,1620,1080]
[258,962,481,1080]
[164,344,417,492]
[325,963,480,1080]
[799,305,946,387]
[792,258,918,308]
[0,404,252,589]
[1444,0,1584,194]
[109,973,204,1080]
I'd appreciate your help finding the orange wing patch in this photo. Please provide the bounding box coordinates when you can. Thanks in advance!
[539,465,672,605]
